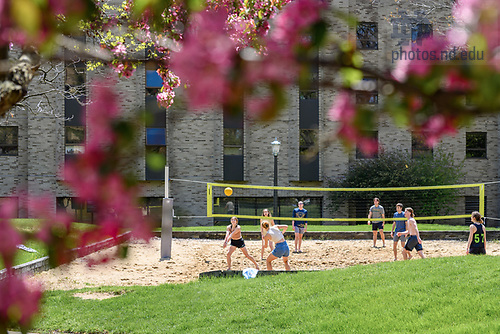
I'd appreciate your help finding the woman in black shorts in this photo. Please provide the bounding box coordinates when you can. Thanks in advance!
[223,217,259,270]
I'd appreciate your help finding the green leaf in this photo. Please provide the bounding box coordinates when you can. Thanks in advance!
[340,68,363,87]
[187,0,206,11]
[147,152,166,170]
[11,0,42,36]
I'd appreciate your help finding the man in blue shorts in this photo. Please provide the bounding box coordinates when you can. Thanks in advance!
[390,203,406,261]
[368,197,385,248]
[292,201,307,253]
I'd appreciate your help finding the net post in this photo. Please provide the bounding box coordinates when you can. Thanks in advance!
[165,166,169,198]
[207,183,213,218]
[160,198,173,261]
[479,183,485,216]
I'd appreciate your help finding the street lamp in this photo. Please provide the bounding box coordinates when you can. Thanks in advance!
[271,138,281,217]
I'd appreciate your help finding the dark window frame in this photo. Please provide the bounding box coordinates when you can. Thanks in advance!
[0,126,19,156]
[355,131,379,159]
[411,23,433,45]
[355,77,378,105]
[466,132,487,159]
[223,108,244,181]
[412,133,433,159]
[65,126,85,155]
[357,22,378,50]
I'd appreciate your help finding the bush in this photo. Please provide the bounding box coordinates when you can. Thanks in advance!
[327,150,464,221]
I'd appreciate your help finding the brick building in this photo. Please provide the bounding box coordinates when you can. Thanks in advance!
[1,0,498,226]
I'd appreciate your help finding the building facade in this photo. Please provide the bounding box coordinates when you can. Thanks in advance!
[1,0,499,226]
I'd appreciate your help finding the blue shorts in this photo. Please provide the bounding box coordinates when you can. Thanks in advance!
[393,233,406,242]
[294,226,305,234]
[404,235,423,252]
[372,222,384,231]
[272,241,290,258]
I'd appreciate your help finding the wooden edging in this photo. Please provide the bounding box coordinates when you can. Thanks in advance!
[199,269,309,279]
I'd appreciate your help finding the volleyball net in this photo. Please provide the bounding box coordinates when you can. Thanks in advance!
[207,182,485,224]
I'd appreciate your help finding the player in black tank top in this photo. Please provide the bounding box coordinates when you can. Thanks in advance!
[467,212,486,255]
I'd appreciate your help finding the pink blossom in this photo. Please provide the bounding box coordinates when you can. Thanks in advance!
[111,61,136,79]
[453,0,483,26]
[63,80,152,248]
[0,275,43,330]
[328,91,356,122]
[421,114,458,147]
[0,200,22,270]
[357,137,379,157]
[112,43,128,56]
[453,0,500,52]
[446,27,469,47]
[157,89,176,109]
[171,9,236,109]
[49,0,88,15]
[392,37,448,82]
[328,91,379,156]
[445,70,472,91]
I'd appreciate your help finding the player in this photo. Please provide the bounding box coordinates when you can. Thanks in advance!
[397,207,425,260]
[466,211,487,255]
[292,201,307,253]
[368,197,386,248]
[223,217,259,270]
[260,209,275,260]
[261,220,290,271]
[390,203,406,261]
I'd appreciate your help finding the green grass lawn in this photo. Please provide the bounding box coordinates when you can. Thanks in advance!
[1,220,97,269]
[30,256,499,333]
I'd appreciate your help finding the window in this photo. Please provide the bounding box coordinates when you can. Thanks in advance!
[65,60,86,122]
[56,197,94,223]
[412,23,432,45]
[65,126,85,155]
[299,129,319,180]
[412,133,433,159]
[223,108,244,181]
[224,128,243,155]
[299,54,319,181]
[145,128,166,180]
[466,132,487,158]
[357,22,378,50]
[355,77,378,104]
[355,131,378,159]
[145,60,167,180]
[300,130,318,154]
[0,126,18,156]
[65,41,86,164]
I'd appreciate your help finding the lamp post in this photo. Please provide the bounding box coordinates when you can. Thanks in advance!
[271,138,281,217]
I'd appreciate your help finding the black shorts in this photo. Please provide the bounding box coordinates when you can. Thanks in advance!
[230,238,245,248]
[404,235,423,251]
[469,247,486,255]
[372,222,384,231]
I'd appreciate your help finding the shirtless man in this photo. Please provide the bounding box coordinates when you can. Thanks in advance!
[397,207,425,260]
[223,217,259,270]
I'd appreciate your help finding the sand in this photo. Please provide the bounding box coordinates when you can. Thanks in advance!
[31,237,500,294]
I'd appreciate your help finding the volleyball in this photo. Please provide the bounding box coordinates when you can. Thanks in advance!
[224,187,233,196]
